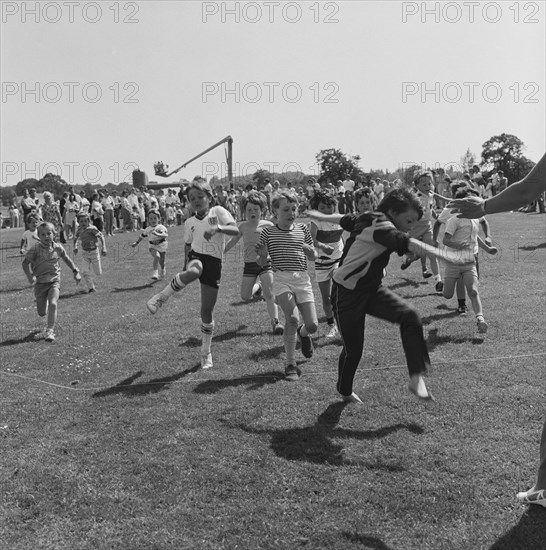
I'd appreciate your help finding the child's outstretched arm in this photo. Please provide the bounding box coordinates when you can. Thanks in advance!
[307,210,344,225]
[409,238,468,265]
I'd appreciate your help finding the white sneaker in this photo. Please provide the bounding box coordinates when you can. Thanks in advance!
[44,328,56,342]
[476,316,488,334]
[201,353,213,369]
[151,270,159,280]
[325,324,338,338]
[146,293,168,314]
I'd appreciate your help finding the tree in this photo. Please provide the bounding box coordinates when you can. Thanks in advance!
[15,178,39,196]
[460,148,478,173]
[481,133,534,182]
[315,148,364,185]
[252,169,271,190]
[0,187,17,207]
[38,173,68,198]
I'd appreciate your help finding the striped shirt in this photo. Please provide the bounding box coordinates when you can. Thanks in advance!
[334,212,410,291]
[258,223,313,272]
[311,220,344,266]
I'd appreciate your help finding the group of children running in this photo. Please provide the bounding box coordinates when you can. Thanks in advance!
[21,173,495,402]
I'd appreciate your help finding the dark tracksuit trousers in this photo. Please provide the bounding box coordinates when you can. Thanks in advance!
[331,281,430,397]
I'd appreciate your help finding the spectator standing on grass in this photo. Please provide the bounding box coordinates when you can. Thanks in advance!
[100,191,115,237]
[20,188,37,229]
[79,191,90,214]
[256,190,318,382]
[22,221,81,342]
[449,152,546,509]
[146,178,239,370]
[63,193,80,239]
[90,193,104,232]
[40,192,63,236]
[9,201,20,228]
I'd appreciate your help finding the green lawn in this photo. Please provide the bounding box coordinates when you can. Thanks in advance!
[1,212,545,550]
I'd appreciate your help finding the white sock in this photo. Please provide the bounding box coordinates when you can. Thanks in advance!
[201,321,214,355]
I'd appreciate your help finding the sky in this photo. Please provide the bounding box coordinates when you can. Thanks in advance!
[1,0,545,187]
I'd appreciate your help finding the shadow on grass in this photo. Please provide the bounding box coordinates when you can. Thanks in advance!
[400,291,440,299]
[0,286,33,294]
[426,328,483,351]
[519,242,546,251]
[342,532,395,549]
[421,311,458,325]
[248,344,285,360]
[489,506,546,550]
[0,330,41,346]
[228,402,424,465]
[111,283,154,293]
[59,290,87,300]
[92,366,200,398]
[388,277,425,291]
[179,325,251,349]
[193,370,283,394]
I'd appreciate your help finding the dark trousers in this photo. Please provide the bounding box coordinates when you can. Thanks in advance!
[331,282,430,396]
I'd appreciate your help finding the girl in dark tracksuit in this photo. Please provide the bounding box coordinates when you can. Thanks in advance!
[308,188,460,404]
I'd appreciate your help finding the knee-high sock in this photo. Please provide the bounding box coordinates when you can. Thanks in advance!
[201,321,214,355]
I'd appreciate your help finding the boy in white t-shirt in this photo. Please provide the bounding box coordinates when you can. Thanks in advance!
[441,200,497,333]
[146,179,239,369]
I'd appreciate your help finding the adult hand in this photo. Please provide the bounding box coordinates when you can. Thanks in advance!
[448,195,484,219]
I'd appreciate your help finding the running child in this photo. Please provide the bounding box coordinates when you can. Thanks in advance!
[131,209,168,281]
[441,193,498,333]
[22,222,81,342]
[433,187,492,314]
[401,171,444,293]
[20,212,40,255]
[146,178,239,369]
[308,189,344,338]
[307,188,466,403]
[223,191,284,335]
[256,190,318,381]
[73,213,107,293]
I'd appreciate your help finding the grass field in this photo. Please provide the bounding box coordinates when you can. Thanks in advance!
[1,212,545,550]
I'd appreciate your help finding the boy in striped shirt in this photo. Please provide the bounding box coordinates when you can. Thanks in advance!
[256,191,318,381]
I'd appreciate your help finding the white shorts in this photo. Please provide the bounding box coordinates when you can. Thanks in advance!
[273,271,315,304]
[314,261,339,283]
[444,261,478,281]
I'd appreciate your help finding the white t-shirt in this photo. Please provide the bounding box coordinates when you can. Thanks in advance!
[184,206,236,259]
[141,224,168,251]
[343,178,355,192]
[444,216,482,260]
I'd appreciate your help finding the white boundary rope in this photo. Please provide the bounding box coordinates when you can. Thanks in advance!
[1,352,544,392]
